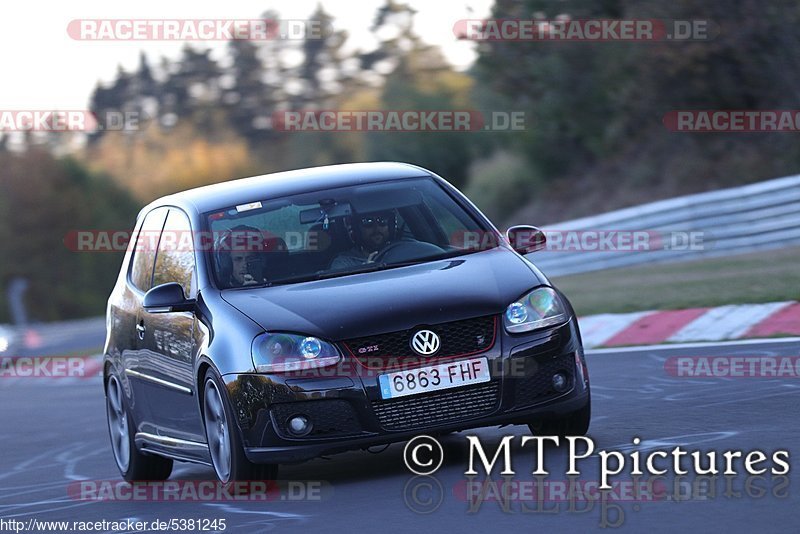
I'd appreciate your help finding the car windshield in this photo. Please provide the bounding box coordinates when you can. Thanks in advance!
[205,176,497,289]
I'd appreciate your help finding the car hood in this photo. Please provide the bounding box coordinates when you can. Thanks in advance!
[220,247,547,341]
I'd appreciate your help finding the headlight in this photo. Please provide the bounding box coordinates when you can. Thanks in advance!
[252,332,341,372]
[504,287,567,333]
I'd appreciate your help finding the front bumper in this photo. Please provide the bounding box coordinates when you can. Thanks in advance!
[221,318,589,464]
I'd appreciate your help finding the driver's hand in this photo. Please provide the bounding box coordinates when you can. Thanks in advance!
[366,251,380,263]
[242,274,259,286]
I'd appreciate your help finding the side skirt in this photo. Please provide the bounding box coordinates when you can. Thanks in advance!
[135,432,212,466]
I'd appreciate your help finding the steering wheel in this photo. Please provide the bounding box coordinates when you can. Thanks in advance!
[372,240,445,264]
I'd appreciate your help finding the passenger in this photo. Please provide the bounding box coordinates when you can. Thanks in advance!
[215,225,287,287]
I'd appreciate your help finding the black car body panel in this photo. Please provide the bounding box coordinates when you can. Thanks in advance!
[103,161,590,477]
[220,247,547,341]
[223,317,588,463]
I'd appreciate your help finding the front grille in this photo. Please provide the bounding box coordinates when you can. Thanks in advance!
[513,353,575,408]
[270,399,363,439]
[344,315,496,370]
[371,381,500,431]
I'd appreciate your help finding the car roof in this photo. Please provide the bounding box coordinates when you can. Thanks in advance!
[140,162,434,218]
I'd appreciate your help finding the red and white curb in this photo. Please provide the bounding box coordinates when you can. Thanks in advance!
[578,301,800,348]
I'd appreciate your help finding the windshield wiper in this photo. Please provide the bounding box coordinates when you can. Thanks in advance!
[385,249,476,268]
[264,262,389,286]
[315,262,389,280]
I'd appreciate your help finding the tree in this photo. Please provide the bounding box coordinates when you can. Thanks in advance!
[358,1,478,187]
[0,151,139,321]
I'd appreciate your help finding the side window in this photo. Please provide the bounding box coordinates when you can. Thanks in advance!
[130,207,168,291]
[153,209,196,297]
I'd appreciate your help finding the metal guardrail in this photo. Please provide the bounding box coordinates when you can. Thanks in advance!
[527,174,800,277]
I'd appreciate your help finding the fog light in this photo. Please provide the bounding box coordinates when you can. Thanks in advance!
[288,415,311,436]
[552,372,568,392]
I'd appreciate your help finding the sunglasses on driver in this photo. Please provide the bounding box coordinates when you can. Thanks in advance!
[360,215,392,228]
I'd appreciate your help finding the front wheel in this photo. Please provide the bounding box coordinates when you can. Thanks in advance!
[106,373,173,482]
[527,394,591,437]
[202,368,278,489]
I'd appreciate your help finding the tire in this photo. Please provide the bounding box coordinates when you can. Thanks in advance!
[527,394,591,437]
[202,367,278,491]
[106,373,173,482]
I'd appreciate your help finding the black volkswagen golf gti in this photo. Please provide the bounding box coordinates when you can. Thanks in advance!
[103,162,590,485]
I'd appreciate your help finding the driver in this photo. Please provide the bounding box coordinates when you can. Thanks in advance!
[330,210,395,269]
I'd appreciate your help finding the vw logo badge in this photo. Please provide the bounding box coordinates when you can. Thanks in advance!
[411,329,440,356]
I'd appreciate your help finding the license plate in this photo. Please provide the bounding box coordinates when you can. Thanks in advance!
[378,357,490,399]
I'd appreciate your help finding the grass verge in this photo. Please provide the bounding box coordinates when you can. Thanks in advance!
[549,246,800,316]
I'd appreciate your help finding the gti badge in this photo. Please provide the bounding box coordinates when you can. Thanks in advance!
[411,329,441,356]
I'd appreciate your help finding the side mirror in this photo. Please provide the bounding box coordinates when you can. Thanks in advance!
[506,225,547,255]
[143,283,195,313]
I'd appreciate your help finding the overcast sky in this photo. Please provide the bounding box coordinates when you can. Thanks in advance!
[1,0,493,110]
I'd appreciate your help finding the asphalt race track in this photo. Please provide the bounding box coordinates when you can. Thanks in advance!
[1,339,798,533]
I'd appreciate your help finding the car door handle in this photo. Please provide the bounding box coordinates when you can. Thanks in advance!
[136,323,146,340]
